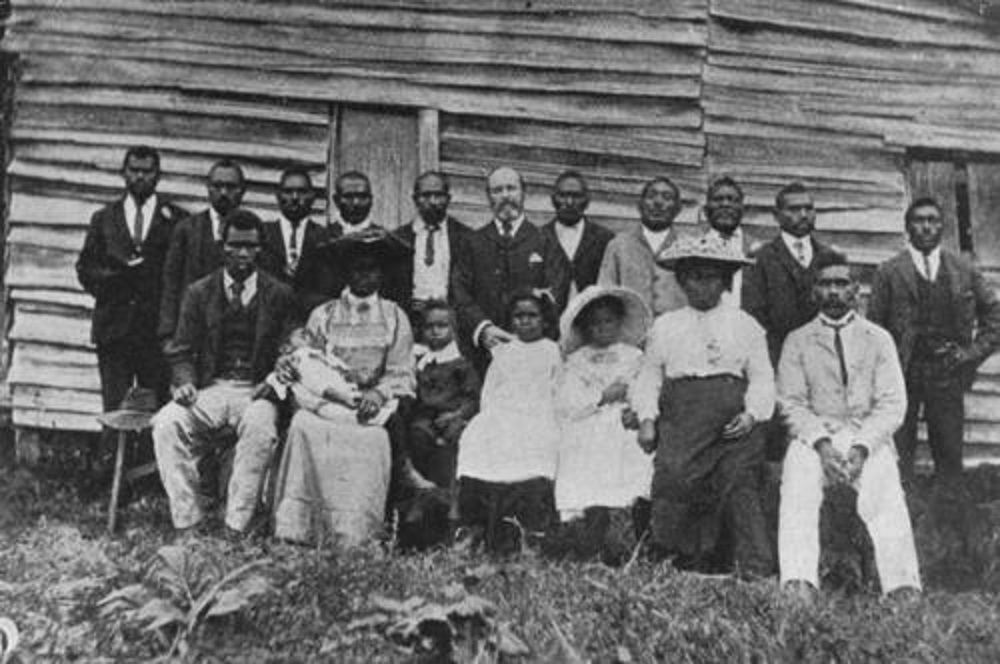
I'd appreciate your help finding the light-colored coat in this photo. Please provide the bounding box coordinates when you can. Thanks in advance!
[777,315,906,455]
[597,226,686,317]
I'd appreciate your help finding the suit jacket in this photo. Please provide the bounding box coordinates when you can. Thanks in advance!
[597,225,687,317]
[867,248,1000,386]
[158,209,226,342]
[450,218,570,346]
[167,269,296,389]
[542,218,614,304]
[259,218,330,322]
[778,315,906,456]
[77,195,186,345]
[741,235,842,366]
[393,215,471,313]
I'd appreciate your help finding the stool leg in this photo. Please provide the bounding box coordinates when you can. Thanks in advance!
[108,431,127,534]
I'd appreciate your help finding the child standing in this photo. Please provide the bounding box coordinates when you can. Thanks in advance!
[456,291,562,555]
[554,286,652,562]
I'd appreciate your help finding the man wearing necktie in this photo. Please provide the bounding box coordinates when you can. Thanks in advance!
[77,146,186,418]
[260,168,329,322]
[541,170,613,307]
[159,159,246,346]
[451,166,569,372]
[777,252,921,600]
[868,197,1000,482]
[154,209,296,538]
[393,171,472,329]
[742,182,843,369]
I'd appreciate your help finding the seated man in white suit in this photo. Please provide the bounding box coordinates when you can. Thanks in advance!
[777,252,921,599]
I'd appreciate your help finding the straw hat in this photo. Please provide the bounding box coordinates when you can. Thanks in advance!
[655,232,753,269]
[559,285,651,355]
[324,228,412,268]
[96,386,158,431]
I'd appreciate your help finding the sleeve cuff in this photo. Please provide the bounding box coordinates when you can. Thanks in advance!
[473,320,492,347]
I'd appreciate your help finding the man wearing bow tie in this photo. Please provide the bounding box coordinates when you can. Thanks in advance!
[393,171,472,327]
[78,145,187,412]
[778,252,921,600]
[450,166,569,370]
[259,167,329,322]
[868,197,1000,482]
[153,209,296,537]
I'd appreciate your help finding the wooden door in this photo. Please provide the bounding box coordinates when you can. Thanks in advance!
[968,162,1000,270]
[334,106,419,231]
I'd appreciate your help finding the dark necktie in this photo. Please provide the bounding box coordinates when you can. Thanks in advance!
[133,204,145,253]
[424,222,439,267]
[230,279,245,310]
[501,219,513,242]
[823,319,850,387]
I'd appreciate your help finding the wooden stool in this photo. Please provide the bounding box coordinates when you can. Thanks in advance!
[97,406,157,534]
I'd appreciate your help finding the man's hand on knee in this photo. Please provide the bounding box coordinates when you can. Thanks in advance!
[845,445,869,484]
[814,437,849,485]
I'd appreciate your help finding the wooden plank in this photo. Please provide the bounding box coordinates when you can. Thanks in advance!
[7,346,100,391]
[6,243,82,292]
[12,384,102,415]
[968,162,1000,270]
[7,303,93,349]
[9,341,97,368]
[17,56,702,128]
[10,288,93,310]
[8,192,102,227]
[8,224,86,252]
[417,108,440,173]
[13,408,101,432]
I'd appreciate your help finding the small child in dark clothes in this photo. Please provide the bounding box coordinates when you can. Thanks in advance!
[409,300,480,489]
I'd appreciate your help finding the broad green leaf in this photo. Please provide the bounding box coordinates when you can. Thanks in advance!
[134,598,186,632]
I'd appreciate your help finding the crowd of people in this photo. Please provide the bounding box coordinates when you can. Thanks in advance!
[76,145,1000,600]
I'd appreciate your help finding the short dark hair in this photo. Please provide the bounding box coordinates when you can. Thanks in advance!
[904,196,943,224]
[575,295,625,333]
[673,258,737,291]
[775,181,810,209]
[220,208,263,243]
[209,158,245,183]
[336,170,371,194]
[812,249,851,275]
[707,176,743,202]
[641,176,679,201]
[279,166,314,188]
[413,170,450,196]
[421,298,456,326]
[507,288,556,337]
[122,145,160,171]
[554,169,589,193]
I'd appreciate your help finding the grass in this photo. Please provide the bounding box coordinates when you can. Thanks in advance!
[3,456,1000,662]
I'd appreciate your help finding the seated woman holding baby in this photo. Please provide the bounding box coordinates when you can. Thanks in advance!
[271,230,415,547]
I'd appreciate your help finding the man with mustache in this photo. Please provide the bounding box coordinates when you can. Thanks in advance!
[541,170,614,305]
[159,159,247,345]
[868,197,1000,482]
[778,252,921,601]
[598,176,688,317]
[450,166,569,370]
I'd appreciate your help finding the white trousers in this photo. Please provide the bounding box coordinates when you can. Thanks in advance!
[779,440,922,593]
[153,381,279,531]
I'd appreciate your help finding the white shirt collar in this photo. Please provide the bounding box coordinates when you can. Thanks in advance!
[280,215,310,253]
[641,225,672,253]
[781,231,813,266]
[819,311,856,328]
[415,216,448,233]
[415,340,462,372]
[907,244,941,281]
[554,219,585,258]
[223,269,258,305]
[342,218,373,235]
[207,207,224,242]
[493,215,525,236]
[123,194,158,242]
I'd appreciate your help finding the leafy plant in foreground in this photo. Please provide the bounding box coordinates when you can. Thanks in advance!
[97,544,274,660]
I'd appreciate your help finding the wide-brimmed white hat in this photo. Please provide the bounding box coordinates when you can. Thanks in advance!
[559,285,651,355]
[656,232,753,269]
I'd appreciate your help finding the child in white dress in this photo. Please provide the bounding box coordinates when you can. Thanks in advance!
[456,291,562,554]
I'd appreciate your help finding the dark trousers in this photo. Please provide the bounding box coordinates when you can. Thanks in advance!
[650,376,773,577]
[458,476,556,555]
[897,362,965,480]
[96,333,169,412]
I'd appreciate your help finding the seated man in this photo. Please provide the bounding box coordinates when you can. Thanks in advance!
[153,209,296,537]
[778,252,921,598]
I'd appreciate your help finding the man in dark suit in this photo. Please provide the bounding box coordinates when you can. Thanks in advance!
[153,209,296,536]
[742,182,843,367]
[868,197,1000,481]
[393,170,471,328]
[158,159,246,345]
[77,145,186,411]
[451,165,569,369]
[541,170,613,307]
[259,167,329,322]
